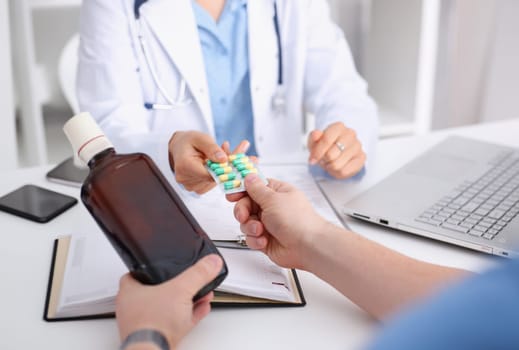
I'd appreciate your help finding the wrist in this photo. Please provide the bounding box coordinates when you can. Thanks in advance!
[120,329,172,350]
[301,221,343,272]
[125,344,160,350]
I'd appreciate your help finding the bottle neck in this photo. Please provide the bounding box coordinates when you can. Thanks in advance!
[87,148,116,169]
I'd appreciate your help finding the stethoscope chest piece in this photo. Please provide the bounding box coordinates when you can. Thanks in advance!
[135,0,284,114]
[271,85,286,117]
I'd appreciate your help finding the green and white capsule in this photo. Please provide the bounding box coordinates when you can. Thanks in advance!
[223,180,241,190]
[240,168,258,177]
[228,153,246,161]
[218,173,236,182]
[210,162,228,170]
[232,156,249,165]
[236,162,254,171]
[214,166,233,175]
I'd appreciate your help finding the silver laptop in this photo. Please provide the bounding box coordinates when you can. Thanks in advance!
[343,136,519,258]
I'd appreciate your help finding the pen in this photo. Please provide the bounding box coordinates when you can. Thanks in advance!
[212,235,249,249]
[144,102,175,110]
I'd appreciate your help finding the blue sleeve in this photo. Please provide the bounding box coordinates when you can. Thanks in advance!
[368,258,519,350]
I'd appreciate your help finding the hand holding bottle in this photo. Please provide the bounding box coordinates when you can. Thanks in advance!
[116,254,223,350]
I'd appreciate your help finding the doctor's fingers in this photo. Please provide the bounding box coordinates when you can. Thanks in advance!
[232,140,250,154]
[175,164,216,194]
[308,126,346,164]
[221,140,250,156]
[307,130,323,159]
[221,141,231,155]
[192,134,228,163]
[320,133,359,166]
[325,146,366,179]
[321,126,361,164]
[334,155,366,179]
[181,178,217,195]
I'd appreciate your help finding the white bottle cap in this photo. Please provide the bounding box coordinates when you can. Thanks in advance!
[63,112,114,166]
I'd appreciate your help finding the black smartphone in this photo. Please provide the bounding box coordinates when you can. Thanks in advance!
[0,185,78,223]
[46,157,88,188]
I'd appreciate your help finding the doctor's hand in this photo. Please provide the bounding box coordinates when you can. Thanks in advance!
[221,139,251,157]
[233,174,329,270]
[116,254,223,350]
[307,122,366,179]
[169,131,227,194]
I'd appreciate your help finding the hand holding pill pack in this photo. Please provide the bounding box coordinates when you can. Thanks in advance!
[206,153,268,194]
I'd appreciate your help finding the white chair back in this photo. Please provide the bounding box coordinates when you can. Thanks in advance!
[58,34,80,114]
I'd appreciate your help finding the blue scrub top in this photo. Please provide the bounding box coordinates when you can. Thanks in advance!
[369,257,519,350]
[192,0,257,156]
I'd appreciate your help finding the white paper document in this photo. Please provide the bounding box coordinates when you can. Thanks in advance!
[180,163,343,240]
[55,234,298,317]
[52,163,336,317]
[216,248,296,303]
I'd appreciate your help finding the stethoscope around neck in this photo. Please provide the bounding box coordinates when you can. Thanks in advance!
[134,0,286,115]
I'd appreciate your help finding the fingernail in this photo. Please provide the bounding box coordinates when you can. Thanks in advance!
[242,141,250,152]
[245,174,259,184]
[250,223,258,235]
[206,254,221,268]
[237,211,245,223]
[235,207,245,223]
[309,158,317,165]
[215,151,226,161]
[257,237,267,247]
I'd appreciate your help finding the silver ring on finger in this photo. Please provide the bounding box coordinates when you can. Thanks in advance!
[335,141,345,152]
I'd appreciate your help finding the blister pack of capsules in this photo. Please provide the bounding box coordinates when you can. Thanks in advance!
[206,153,268,194]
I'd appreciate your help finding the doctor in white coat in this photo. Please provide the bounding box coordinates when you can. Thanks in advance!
[77,0,378,193]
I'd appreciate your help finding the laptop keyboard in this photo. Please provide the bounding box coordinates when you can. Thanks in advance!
[416,151,519,240]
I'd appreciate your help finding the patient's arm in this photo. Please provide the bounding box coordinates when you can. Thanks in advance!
[303,223,468,320]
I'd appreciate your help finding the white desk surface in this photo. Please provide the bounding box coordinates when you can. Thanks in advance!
[1,118,518,350]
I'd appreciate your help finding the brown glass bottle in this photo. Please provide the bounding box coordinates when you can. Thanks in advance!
[64,113,227,300]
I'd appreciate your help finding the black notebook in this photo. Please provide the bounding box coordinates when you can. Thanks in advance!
[44,235,305,321]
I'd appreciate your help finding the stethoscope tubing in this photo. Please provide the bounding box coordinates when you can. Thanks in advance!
[273,1,283,86]
[135,0,284,111]
[139,15,193,109]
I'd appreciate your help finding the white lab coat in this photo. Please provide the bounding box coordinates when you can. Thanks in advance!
[77,0,378,180]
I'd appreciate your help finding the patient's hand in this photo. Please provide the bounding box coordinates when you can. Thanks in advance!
[116,254,223,349]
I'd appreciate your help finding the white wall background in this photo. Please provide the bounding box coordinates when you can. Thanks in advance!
[480,0,519,123]
[30,6,79,109]
[12,0,371,167]
[328,0,370,73]
[11,0,519,121]
[1,0,16,169]
[24,1,368,112]
[9,5,80,166]
[433,0,519,129]
[7,0,519,167]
